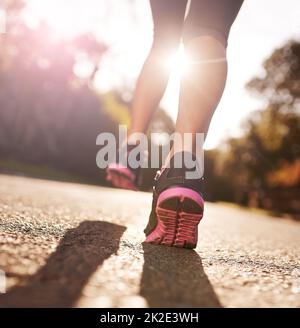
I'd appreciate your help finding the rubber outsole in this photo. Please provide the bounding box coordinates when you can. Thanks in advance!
[145,187,204,249]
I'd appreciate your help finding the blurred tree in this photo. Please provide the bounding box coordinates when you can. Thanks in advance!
[0,0,175,186]
[0,3,111,181]
[208,41,300,215]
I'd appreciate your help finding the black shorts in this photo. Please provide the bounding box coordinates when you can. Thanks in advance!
[150,0,244,48]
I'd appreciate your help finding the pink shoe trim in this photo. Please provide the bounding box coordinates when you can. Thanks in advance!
[107,163,136,181]
[157,187,204,210]
[106,163,138,191]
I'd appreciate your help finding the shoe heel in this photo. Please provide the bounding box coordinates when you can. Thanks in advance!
[146,187,204,249]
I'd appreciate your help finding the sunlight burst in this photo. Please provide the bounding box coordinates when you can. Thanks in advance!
[24,0,103,38]
[165,44,190,77]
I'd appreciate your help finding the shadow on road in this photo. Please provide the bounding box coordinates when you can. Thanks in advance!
[140,243,222,307]
[0,221,126,307]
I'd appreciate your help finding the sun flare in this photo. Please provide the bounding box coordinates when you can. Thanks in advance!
[166,45,190,77]
[24,0,104,39]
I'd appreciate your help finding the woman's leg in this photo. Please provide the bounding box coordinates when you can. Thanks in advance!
[107,0,187,190]
[144,0,244,248]
[174,36,227,153]
[171,0,244,156]
[129,0,188,136]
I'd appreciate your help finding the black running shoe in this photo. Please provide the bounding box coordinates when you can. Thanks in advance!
[144,151,204,249]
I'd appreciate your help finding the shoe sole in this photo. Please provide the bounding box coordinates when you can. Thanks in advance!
[145,187,204,249]
[106,164,138,191]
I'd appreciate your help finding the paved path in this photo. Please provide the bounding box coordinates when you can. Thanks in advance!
[0,174,300,307]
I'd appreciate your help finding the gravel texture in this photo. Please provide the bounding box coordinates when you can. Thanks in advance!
[0,174,299,307]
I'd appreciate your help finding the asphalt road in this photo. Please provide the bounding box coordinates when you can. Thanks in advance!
[0,174,300,308]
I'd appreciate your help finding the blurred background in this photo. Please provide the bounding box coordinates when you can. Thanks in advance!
[0,0,300,218]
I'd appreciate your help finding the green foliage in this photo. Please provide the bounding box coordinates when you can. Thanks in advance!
[207,41,300,215]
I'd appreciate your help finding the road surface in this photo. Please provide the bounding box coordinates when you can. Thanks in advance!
[0,174,300,307]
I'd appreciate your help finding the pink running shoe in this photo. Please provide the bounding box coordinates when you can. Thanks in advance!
[144,152,204,249]
[106,144,140,191]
